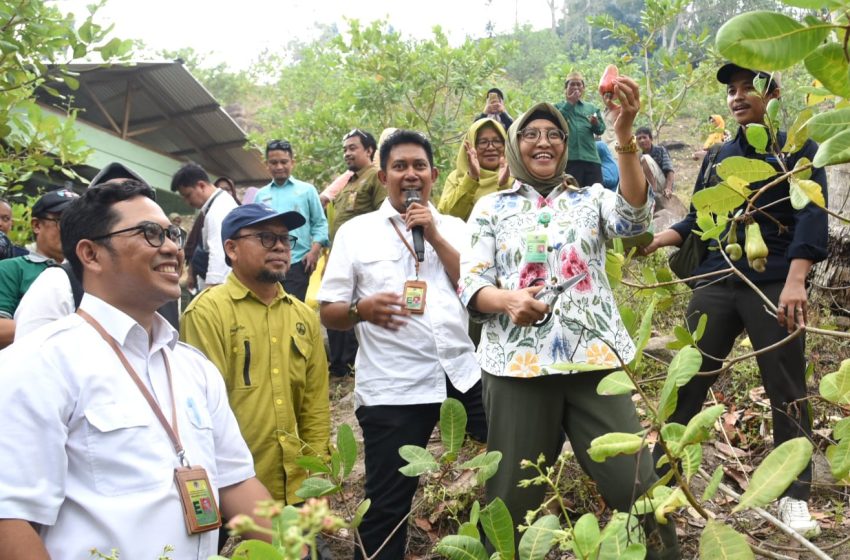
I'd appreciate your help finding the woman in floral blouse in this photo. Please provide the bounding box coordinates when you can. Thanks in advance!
[459,78,680,558]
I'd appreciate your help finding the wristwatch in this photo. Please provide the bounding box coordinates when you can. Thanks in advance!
[348,298,362,324]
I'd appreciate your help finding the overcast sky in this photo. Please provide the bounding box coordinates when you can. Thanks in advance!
[54,0,553,70]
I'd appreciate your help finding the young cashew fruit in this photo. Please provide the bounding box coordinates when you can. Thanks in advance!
[745,222,769,272]
[598,64,619,102]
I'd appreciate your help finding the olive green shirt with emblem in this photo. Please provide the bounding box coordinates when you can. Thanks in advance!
[181,273,330,505]
[330,165,385,242]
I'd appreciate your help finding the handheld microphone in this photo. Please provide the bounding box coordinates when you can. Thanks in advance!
[404,190,426,262]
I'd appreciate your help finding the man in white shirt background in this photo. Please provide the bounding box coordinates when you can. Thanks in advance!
[318,129,486,560]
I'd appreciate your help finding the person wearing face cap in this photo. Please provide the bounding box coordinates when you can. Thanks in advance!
[460,76,679,558]
[642,62,827,537]
[0,188,79,348]
[13,163,182,340]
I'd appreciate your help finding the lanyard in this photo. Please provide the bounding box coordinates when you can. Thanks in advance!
[389,217,421,279]
[77,309,189,467]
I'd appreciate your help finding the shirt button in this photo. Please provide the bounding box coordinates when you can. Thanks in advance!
[232,346,238,352]
[272,368,280,374]
[271,337,278,343]
[278,435,286,443]
[276,399,283,405]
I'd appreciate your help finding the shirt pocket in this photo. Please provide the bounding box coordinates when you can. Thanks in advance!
[358,246,404,293]
[84,403,170,495]
[229,329,255,392]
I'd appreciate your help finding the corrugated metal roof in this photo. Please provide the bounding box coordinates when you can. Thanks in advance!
[37,61,268,186]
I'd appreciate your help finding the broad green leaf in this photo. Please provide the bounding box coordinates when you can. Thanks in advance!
[679,404,725,449]
[518,515,559,560]
[783,108,814,153]
[806,108,850,142]
[480,499,515,560]
[699,521,754,560]
[716,156,777,183]
[734,438,813,512]
[804,43,850,99]
[834,416,850,440]
[696,213,717,235]
[692,182,749,216]
[631,486,674,517]
[550,362,616,372]
[296,455,331,475]
[440,397,468,457]
[573,513,601,559]
[693,313,708,341]
[294,477,338,499]
[435,535,490,560]
[654,487,688,524]
[680,443,704,481]
[667,325,693,350]
[458,521,480,540]
[398,445,439,476]
[745,124,769,153]
[812,130,850,167]
[716,12,829,70]
[633,298,656,367]
[657,346,703,423]
[702,466,725,501]
[781,0,844,8]
[460,451,503,485]
[330,450,341,479]
[819,359,850,404]
[826,438,850,480]
[337,423,357,477]
[469,499,481,526]
[596,370,635,396]
[587,432,644,463]
[699,214,731,241]
[789,179,825,209]
[793,156,813,180]
[232,540,284,560]
[598,512,643,560]
[351,498,371,529]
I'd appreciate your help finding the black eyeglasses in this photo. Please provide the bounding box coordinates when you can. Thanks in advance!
[476,138,505,149]
[232,232,298,249]
[266,140,292,152]
[90,221,185,248]
[518,128,567,144]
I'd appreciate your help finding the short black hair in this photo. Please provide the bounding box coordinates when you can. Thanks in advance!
[635,127,653,138]
[265,139,293,158]
[343,129,378,161]
[60,180,157,280]
[487,87,504,100]
[170,162,210,192]
[379,130,434,171]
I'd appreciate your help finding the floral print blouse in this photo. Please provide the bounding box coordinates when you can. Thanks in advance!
[459,181,653,378]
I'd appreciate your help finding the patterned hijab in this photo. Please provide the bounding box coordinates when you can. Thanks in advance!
[505,102,571,194]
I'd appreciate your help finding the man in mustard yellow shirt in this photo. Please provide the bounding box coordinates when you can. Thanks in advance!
[182,203,330,505]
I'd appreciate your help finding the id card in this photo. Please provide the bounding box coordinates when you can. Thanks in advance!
[525,233,548,263]
[174,466,222,534]
[403,280,427,314]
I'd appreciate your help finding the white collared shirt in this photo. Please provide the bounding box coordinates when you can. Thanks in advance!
[0,294,254,560]
[318,199,479,408]
[202,188,238,285]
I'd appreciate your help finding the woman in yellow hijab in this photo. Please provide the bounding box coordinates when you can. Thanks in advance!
[437,118,513,220]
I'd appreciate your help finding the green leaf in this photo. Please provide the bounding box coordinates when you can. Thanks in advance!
[351,498,371,529]
[834,416,850,441]
[296,455,331,475]
[702,466,725,501]
[819,359,850,404]
[573,513,601,559]
[337,423,357,477]
[598,512,643,560]
[435,535,490,560]
[826,438,850,481]
[745,124,769,153]
[793,157,813,180]
[807,108,850,143]
[398,445,439,476]
[657,346,703,423]
[587,432,645,463]
[716,156,777,183]
[232,540,284,560]
[632,298,656,368]
[699,521,754,560]
[667,325,693,350]
[733,438,813,512]
[596,370,635,396]
[678,404,725,450]
[783,108,814,153]
[458,521,480,540]
[692,182,750,216]
[804,43,850,99]
[441,397,468,457]
[654,487,688,524]
[461,451,502,485]
[631,486,675,516]
[518,515,559,560]
[480,499,515,560]
[814,129,850,167]
[693,313,708,342]
[789,178,825,210]
[716,11,829,70]
[294,476,338,499]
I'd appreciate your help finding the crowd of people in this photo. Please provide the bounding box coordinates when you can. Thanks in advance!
[0,60,829,559]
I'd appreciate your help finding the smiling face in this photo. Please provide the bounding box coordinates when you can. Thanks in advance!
[726,70,779,126]
[475,124,504,171]
[379,143,438,214]
[518,118,566,180]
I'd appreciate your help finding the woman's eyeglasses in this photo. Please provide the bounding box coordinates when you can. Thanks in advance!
[231,232,298,249]
[476,138,505,149]
[518,128,566,144]
[90,222,185,248]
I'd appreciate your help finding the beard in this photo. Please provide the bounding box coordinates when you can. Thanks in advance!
[257,268,287,284]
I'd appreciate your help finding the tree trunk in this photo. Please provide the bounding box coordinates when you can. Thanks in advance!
[812,165,850,313]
